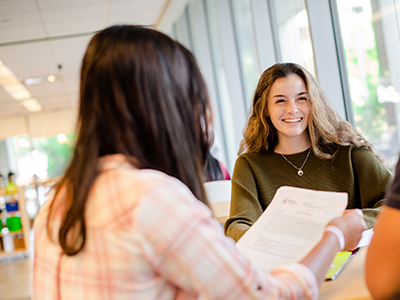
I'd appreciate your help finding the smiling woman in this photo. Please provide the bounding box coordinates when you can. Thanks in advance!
[224,62,393,242]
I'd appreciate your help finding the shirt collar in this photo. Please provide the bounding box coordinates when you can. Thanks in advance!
[98,154,135,172]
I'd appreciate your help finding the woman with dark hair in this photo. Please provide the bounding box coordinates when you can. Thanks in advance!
[33,27,365,299]
[203,128,230,182]
[203,149,224,181]
[224,62,392,242]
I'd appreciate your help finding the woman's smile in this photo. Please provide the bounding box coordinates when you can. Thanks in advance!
[282,117,303,123]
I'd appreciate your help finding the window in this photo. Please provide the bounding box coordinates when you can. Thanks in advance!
[200,0,236,169]
[337,0,400,168]
[230,0,260,103]
[31,133,74,178]
[270,0,316,76]
[6,133,74,182]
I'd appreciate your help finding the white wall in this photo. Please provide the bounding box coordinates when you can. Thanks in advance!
[28,109,78,138]
[0,108,78,141]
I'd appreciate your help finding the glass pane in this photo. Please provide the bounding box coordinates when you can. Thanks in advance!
[271,0,316,77]
[337,0,400,169]
[32,133,74,179]
[5,134,32,183]
[204,0,237,169]
[5,133,74,182]
[230,0,260,104]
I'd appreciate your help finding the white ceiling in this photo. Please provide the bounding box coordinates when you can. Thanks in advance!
[0,0,186,118]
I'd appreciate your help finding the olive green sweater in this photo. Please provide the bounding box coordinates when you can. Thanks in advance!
[224,145,393,242]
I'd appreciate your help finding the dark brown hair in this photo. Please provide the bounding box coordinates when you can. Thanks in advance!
[240,62,380,159]
[203,149,224,181]
[48,25,211,255]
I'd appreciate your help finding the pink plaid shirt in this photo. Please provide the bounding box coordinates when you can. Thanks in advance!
[33,154,318,300]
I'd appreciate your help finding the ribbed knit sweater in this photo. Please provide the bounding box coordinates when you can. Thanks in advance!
[224,145,393,242]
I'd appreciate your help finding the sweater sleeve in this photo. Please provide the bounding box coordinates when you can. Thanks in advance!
[351,148,393,228]
[224,155,264,242]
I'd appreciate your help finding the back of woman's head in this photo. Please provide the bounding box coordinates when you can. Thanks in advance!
[80,25,210,179]
[240,62,378,159]
[51,25,211,255]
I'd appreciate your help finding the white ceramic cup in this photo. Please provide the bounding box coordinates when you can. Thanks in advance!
[2,234,15,252]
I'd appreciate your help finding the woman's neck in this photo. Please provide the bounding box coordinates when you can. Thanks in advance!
[274,136,311,155]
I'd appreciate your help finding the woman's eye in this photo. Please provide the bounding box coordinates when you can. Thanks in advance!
[276,99,284,103]
[298,97,307,101]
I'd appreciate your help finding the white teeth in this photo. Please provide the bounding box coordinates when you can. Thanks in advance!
[283,118,302,123]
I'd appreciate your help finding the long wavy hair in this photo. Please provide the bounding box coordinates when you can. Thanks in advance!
[239,62,380,159]
[47,25,211,256]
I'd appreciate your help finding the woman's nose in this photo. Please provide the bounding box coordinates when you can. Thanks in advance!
[286,101,298,114]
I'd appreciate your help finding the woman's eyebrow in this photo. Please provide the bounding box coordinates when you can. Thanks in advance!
[271,91,308,98]
[297,91,308,96]
[271,94,286,98]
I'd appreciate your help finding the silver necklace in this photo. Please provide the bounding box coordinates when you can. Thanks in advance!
[279,148,312,176]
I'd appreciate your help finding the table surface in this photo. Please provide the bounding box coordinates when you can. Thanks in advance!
[319,246,372,300]
[210,201,230,223]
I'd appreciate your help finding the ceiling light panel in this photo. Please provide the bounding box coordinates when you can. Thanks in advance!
[21,98,42,112]
[0,59,33,100]
[6,86,32,100]
[24,77,45,85]
[0,88,13,102]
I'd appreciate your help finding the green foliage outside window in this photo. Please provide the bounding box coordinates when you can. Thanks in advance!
[32,134,75,178]
[345,23,388,144]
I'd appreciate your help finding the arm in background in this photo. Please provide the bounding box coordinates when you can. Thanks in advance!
[366,156,400,300]
[366,206,400,300]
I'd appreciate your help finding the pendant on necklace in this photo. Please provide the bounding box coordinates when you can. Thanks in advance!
[297,170,304,176]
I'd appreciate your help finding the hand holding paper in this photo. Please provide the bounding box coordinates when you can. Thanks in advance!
[236,186,348,272]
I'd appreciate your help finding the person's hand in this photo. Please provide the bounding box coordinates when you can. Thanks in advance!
[327,209,367,251]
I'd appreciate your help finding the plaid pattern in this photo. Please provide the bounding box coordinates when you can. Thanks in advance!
[33,154,318,300]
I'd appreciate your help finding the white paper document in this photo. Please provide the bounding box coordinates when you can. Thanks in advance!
[357,228,374,248]
[236,186,348,272]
